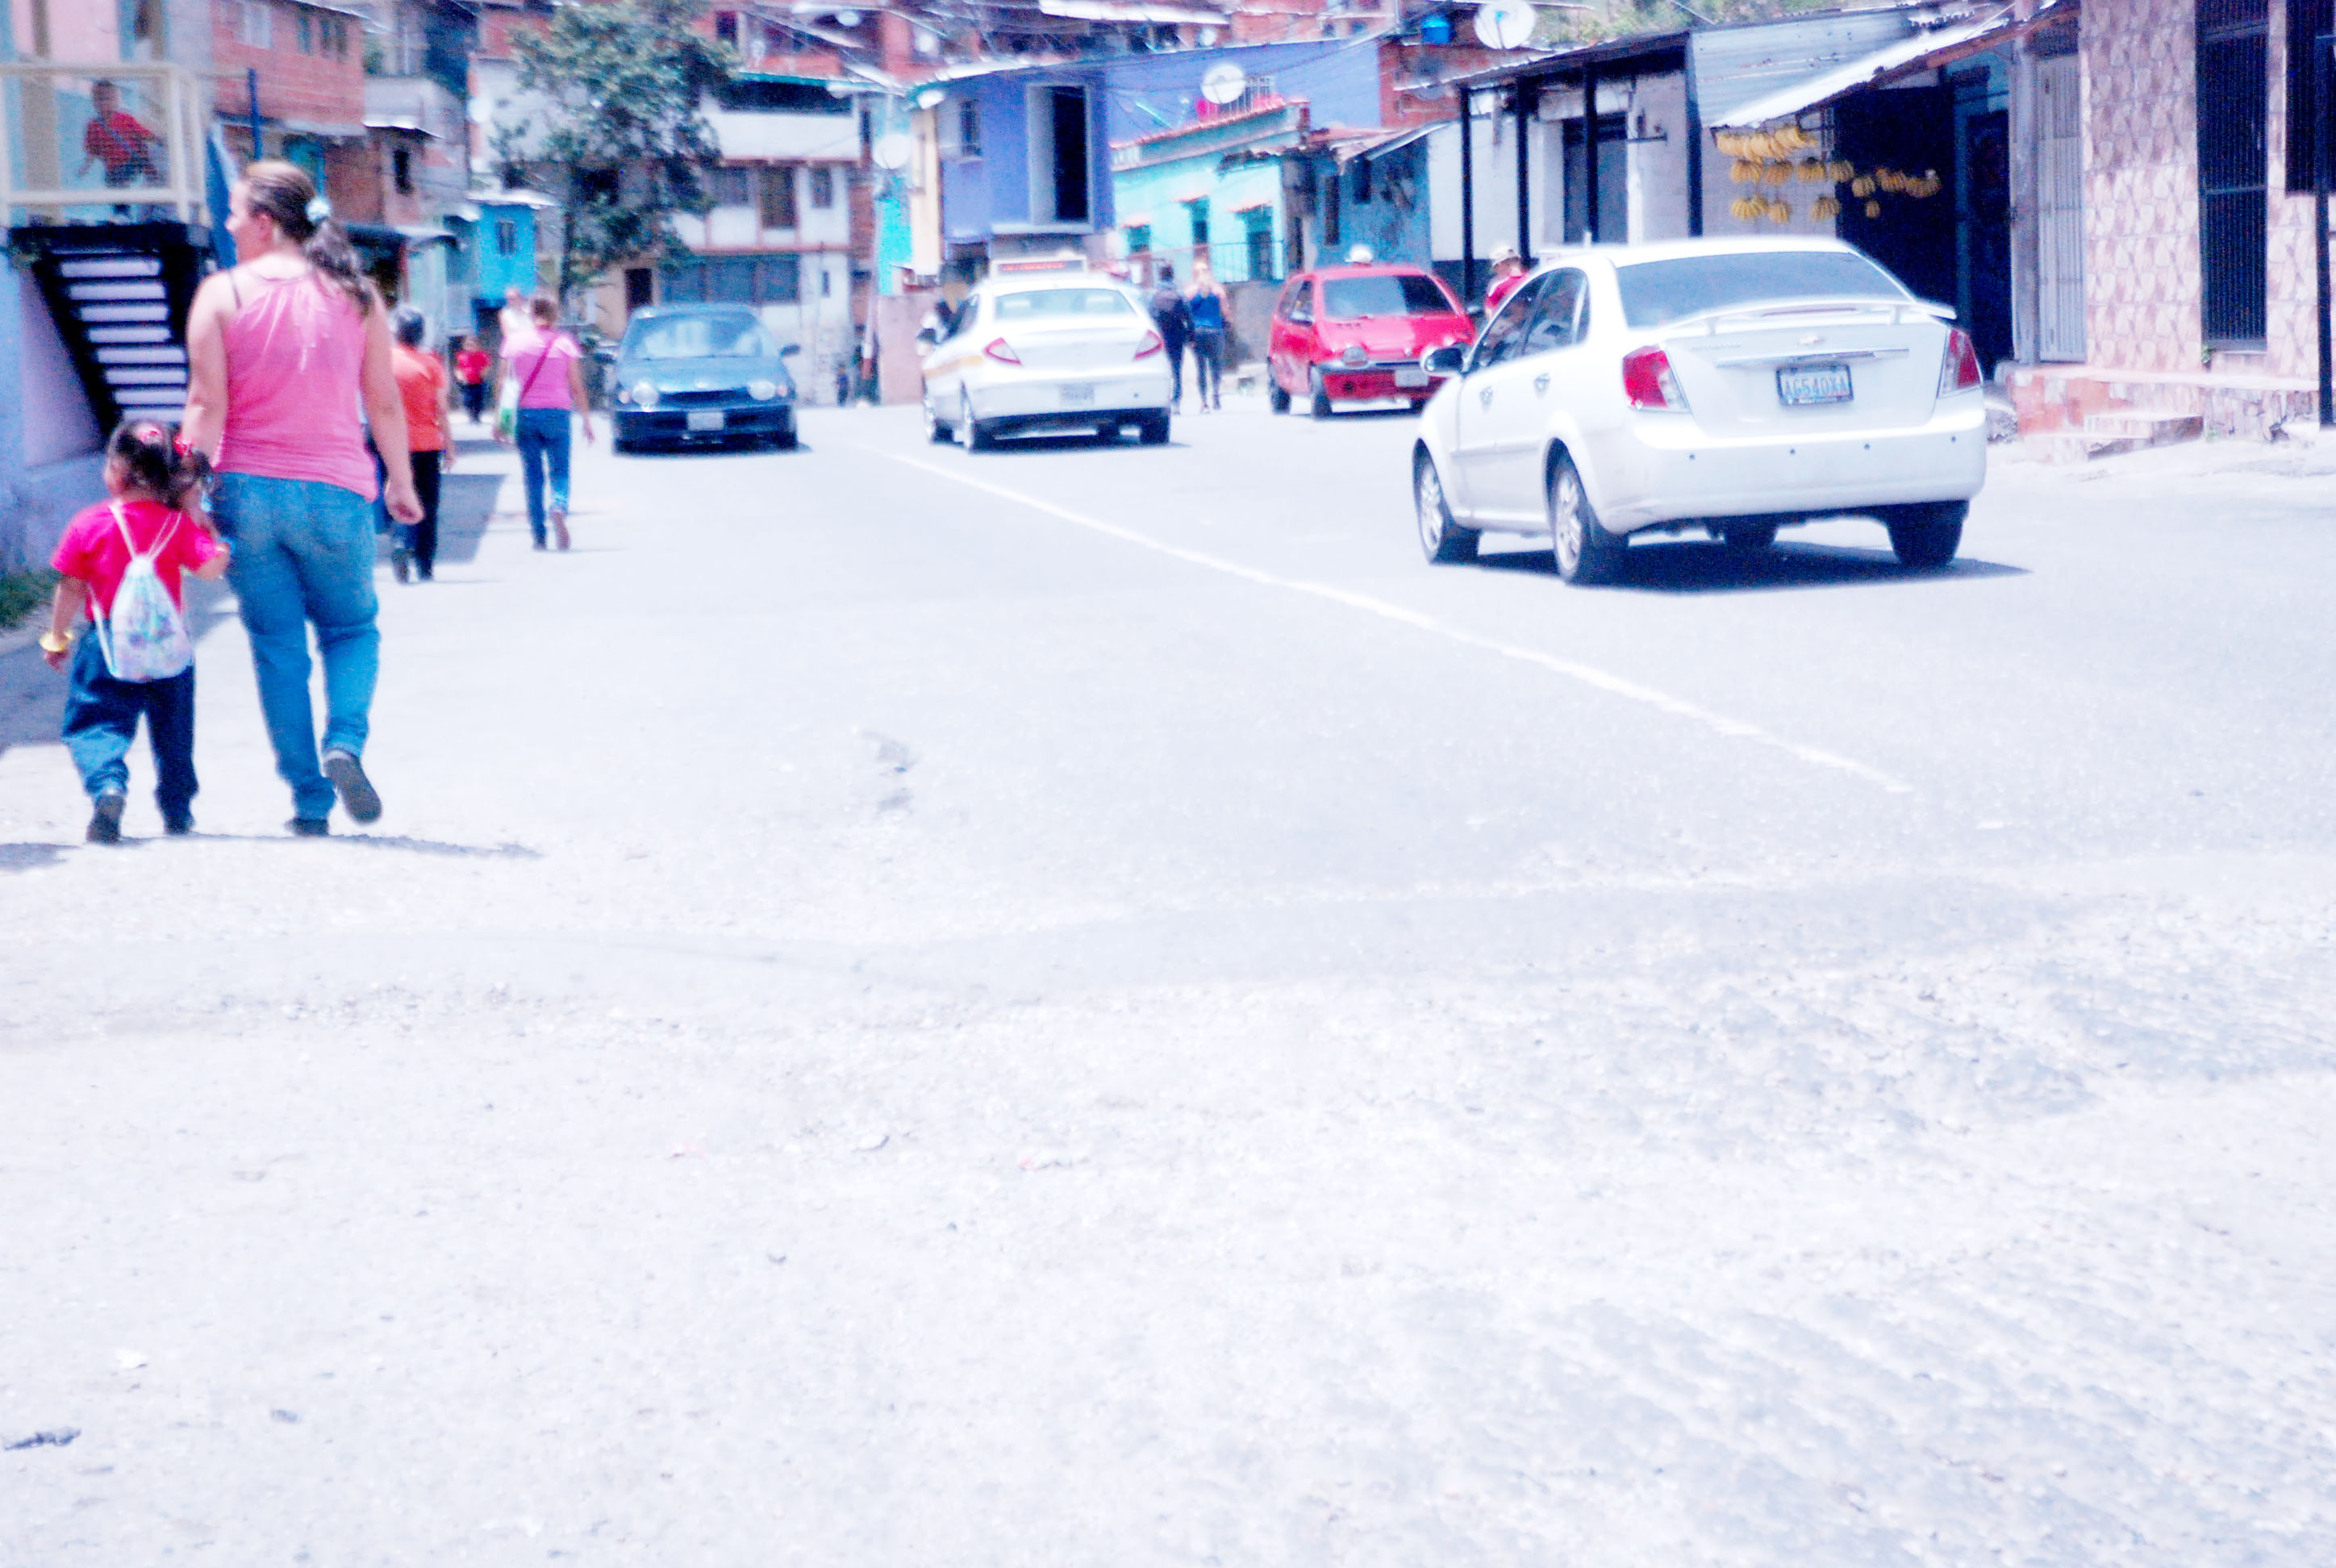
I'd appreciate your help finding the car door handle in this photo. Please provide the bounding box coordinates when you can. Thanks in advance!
[1533,373,1550,395]
[1478,386,1494,407]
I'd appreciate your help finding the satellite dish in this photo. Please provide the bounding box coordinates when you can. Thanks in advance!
[914,86,946,110]
[872,132,914,170]
[1474,0,1535,50]
[1201,63,1247,106]
[834,9,861,24]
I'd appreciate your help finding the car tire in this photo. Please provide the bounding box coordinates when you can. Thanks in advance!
[772,414,799,452]
[1268,378,1291,415]
[1414,448,1477,565]
[1308,369,1334,420]
[1883,500,1967,569]
[923,392,952,444]
[1138,412,1170,445]
[1721,519,1779,549]
[612,436,636,456]
[1548,454,1625,585]
[962,392,995,452]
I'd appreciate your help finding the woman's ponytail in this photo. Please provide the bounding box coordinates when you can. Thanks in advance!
[237,159,374,315]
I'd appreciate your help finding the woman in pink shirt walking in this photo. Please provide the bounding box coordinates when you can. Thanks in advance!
[495,294,595,550]
[180,161,422,836]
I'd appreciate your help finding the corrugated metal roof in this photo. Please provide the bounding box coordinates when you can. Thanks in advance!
[1710,6,2022,128]
[1688,7,1922,127]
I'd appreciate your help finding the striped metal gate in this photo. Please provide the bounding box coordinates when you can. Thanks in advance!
[2197,0,2271,347]
[2035,53,2087,361]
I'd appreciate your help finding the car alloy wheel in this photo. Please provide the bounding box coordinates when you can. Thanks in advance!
[961,391,995,452]
[923,391,951,444]
[1414,450,1476,564]
[1548,457,1622,585]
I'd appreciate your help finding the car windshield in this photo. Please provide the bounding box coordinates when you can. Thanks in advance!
[623,314,771,361]
[1613,251,1910,328]
[994,288,1134,320]
[1320,274,1454,319]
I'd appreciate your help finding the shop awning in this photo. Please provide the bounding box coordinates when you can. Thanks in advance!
[1038,0,1228,21]
[1711,6,2038,129]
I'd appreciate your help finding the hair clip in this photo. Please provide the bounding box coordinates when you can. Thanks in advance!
[305,195,332,223]
[171,433,191,460]
[133,422,166,444]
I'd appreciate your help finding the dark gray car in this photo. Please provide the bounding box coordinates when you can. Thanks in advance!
[611,306,801,452]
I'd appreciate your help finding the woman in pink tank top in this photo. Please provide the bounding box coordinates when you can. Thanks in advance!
[181,161,421,836]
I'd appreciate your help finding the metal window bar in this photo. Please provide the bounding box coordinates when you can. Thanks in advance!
[0,63,206,223]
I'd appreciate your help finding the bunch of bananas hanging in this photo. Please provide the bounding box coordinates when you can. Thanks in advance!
[1713,123,1816,161]
[1727,195,1794,223]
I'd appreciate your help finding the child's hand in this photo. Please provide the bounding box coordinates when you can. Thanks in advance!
[42,645,68,673]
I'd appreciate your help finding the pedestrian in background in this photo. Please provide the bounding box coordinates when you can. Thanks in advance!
[180,159,420,836]
[1187,262,1227,413]
[1484,245,1528,315]
[38,419,227,843]
[495,294,594,551]
[389,307,453,582]
[454,335,491,425]
[1147,262,1191,414]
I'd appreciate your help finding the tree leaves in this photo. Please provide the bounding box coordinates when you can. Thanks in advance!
[508,0,736,297]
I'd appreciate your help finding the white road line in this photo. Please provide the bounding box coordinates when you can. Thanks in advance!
[870,447,1917,796]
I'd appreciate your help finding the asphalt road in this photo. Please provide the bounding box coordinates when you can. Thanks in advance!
[4,398,2334,1562]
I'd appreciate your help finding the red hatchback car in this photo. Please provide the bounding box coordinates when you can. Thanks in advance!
[1266,265,1475,418]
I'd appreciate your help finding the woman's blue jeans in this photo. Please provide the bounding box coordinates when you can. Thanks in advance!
[213,471,380,820]
[514,407,571,544]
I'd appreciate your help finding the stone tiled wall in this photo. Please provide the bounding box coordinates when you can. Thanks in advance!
[2263,0,2321,382]
[2082,0,2326,386]
[2083,0,2201,374]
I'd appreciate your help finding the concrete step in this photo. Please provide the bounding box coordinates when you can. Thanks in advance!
[2081,411,2205,445]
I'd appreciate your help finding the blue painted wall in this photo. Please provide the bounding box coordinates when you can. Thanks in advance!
[471,203,539,306]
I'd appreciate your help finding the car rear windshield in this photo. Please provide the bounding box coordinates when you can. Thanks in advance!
[624,314,771,360]
[1320,273,1454,319]
[1613,252,1910,328]
[995,288,1134,320]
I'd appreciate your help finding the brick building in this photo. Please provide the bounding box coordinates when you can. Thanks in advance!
[211,0,371,208]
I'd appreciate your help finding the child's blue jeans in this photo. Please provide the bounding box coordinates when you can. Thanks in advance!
[64,631,197,819]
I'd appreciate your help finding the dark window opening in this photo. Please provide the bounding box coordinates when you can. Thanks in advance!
[1046,85,1089,223]
[809,165,835,207]
[714,10,740,45]
[713,166,753,206]
[715,78,853,113]
[2285,0,2334,193]
[2198,0,2269,345]
[759,166,798,227]
[494,219,517,256]
[959,98,982,157]
[391,145,413,194]
[1562,115,1627,244]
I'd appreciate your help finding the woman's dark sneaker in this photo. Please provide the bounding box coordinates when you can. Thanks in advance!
[322,749,382,824]
[287,817,330,836]
[87,791,126,844]
[163,812,194,836]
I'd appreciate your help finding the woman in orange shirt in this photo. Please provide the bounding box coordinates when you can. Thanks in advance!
[388,307,453,581]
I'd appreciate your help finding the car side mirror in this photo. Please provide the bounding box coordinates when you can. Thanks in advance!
[780,342,803,357]
[1421,344,1466,377]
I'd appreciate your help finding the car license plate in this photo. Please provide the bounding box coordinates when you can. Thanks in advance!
[1060,382,1095,406]
[1394,367,1429,389]
[686,410,726,431]
[1776,363,1853,406]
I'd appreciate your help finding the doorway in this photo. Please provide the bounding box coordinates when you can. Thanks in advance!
[1963,107,2013,371]
[1834,86,1958,307]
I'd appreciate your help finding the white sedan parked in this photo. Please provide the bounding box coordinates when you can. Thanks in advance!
[1412,238,1988,582]
[922,276,1174,449]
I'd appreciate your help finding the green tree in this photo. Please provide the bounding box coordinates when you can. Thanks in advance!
[507,0,734,302]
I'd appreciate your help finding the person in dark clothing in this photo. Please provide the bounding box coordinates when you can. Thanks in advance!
[1147,262,1192,412]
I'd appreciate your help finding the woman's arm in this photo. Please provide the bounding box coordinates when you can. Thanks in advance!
[360,289,423,524]
[179,273,236,458]
[567,354,595,444]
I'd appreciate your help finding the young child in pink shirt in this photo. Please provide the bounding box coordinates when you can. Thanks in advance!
[40,419,228,842]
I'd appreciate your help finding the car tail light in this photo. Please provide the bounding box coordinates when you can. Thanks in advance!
[984,337,1021,365]
[1133,330,1163,359]
[1621,346,1689,412]
[1938,327,1983,395]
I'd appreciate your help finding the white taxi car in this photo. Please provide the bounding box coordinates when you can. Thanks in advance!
[921,273,1173,450]
[1411,238,1988,582]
